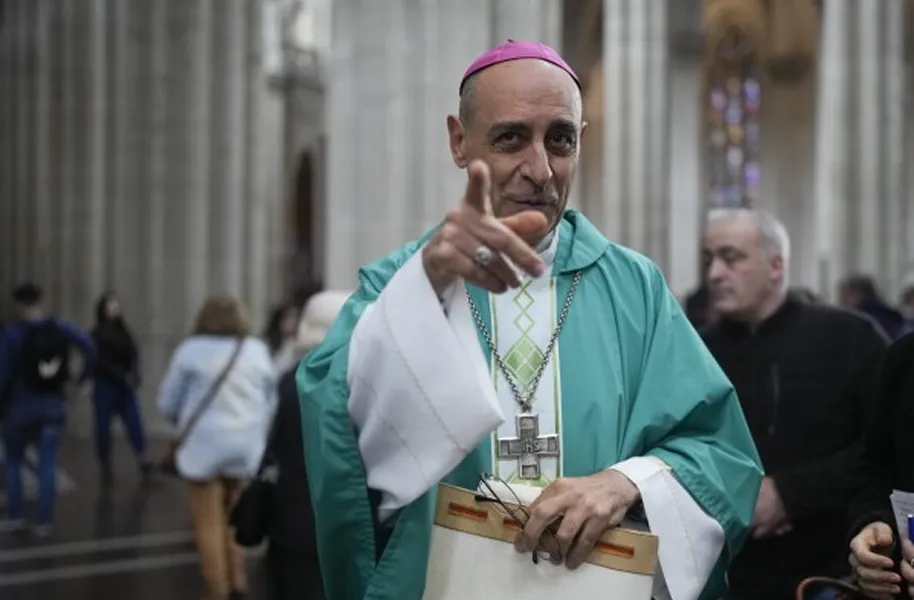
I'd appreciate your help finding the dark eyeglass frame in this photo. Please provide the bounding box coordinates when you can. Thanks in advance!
[474,473,563,566]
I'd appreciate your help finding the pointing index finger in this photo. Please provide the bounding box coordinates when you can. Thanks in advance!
[464,160,493,215]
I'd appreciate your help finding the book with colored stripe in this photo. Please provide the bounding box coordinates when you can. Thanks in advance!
[424,483,659,600]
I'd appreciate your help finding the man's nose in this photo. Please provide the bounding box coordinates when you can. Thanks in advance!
[521,143,553,187]
[707,257,726,282]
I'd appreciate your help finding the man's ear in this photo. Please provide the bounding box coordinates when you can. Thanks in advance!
[446,115,468,168]
[771,254,785,283]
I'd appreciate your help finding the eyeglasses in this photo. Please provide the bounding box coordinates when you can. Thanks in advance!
[474,473,563,565]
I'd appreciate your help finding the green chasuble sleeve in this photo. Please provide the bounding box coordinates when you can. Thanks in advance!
[624,263,763,598]
[296,235,442,600]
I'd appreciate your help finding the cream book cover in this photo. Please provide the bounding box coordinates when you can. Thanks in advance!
[423,483,659,600]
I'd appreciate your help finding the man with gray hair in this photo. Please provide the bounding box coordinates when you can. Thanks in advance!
[700,208,889,600]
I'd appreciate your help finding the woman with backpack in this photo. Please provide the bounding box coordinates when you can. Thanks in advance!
[90,291,152,485]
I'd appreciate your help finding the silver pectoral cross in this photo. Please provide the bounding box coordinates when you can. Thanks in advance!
[497,413,560,480]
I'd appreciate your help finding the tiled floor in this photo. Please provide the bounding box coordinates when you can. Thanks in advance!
[0,438,266,599]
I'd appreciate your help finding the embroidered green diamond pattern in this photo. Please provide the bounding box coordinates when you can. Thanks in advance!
[503,281,545,394]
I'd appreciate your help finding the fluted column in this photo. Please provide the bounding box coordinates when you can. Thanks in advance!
[491,0,562,47]
[813,0,909,300]
[906,32,914,286]
[666,54,704,295]
[0,2,15,307]
[597,0,671,269]
[813,0,851,298]
[880,0,908,300]
[325,0,491,289]
[1,0,291,436]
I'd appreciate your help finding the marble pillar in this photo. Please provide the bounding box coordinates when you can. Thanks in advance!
[0,0,294,436]
[327,1,544,290]
[595,0,671,271]
[813,0,909,300]
[666,55,704,296]
[812,0,850,297]
[491,0,562,47]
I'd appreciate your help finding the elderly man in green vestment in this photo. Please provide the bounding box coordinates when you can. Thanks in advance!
[298,40,763,600]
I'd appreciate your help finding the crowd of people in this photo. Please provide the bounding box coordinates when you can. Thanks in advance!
[0,282,348,600]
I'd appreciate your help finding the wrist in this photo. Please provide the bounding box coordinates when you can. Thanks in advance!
[421,247,457,299]
[603,469,641,508]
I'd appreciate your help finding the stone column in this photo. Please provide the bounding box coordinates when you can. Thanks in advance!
[491,0,562,47]
[324,0,491,290]
[666,55,704,296]
[879,0,908,300]
[0,0,292,437]
[906,35,914,287]
[0,1,16,309]
[813,0,909,300]
[599,0,671,269]
[855,2,882,273]
[812,0,851,298]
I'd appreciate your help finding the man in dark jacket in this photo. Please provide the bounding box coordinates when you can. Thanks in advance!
[701,209,889,600]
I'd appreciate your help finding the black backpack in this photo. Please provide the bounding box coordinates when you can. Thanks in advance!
[17,321,71,393]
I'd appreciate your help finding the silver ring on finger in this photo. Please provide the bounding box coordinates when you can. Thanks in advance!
[474,245,494,268]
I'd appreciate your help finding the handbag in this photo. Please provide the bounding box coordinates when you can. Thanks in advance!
[231,411,281,547]
[795,577,871,600]
[158,338,245,477]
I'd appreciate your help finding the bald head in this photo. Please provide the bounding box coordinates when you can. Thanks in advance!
[447,58,586,241]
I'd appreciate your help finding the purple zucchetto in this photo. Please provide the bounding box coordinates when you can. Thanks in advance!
[459,39,581,94]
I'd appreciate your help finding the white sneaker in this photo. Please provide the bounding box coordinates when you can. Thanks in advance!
[32,524,53,538]
[0,519,27,533]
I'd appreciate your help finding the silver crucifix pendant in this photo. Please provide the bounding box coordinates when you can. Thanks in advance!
[497,412,560,480]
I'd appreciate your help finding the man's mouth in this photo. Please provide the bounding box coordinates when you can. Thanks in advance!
[510,197,554,208]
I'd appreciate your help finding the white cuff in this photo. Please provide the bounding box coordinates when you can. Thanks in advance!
[610,456,724,600]
[348,251,503,519]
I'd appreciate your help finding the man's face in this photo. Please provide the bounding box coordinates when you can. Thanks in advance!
[447,60,585,242]
[703,217,784,321]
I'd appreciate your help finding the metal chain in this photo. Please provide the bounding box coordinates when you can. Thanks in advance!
[465,270,583,412]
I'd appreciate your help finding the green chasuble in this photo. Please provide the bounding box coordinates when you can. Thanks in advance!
[297,210,763,600]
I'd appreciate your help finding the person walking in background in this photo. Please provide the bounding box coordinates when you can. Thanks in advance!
[90,291,152,486]
[838,274,914,340]
[262,302,301,374]
[261,290,349,600]
[157,294,276,600]
[846,332,914,599]
[0,283,94,537]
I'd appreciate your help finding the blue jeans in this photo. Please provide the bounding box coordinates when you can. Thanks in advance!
[3,422,62,524]
[92,380,147,466]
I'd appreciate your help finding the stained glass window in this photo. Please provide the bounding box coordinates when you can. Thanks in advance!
[707,63,761,208]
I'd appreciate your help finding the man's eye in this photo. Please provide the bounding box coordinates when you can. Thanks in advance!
[548,133,574,146]
[497,132,520,144]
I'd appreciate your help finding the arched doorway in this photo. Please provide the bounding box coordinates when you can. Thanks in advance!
[289,149,322,305]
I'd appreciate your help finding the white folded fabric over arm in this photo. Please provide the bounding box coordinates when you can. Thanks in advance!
[347,250,504,522]
[611,456,725,600]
